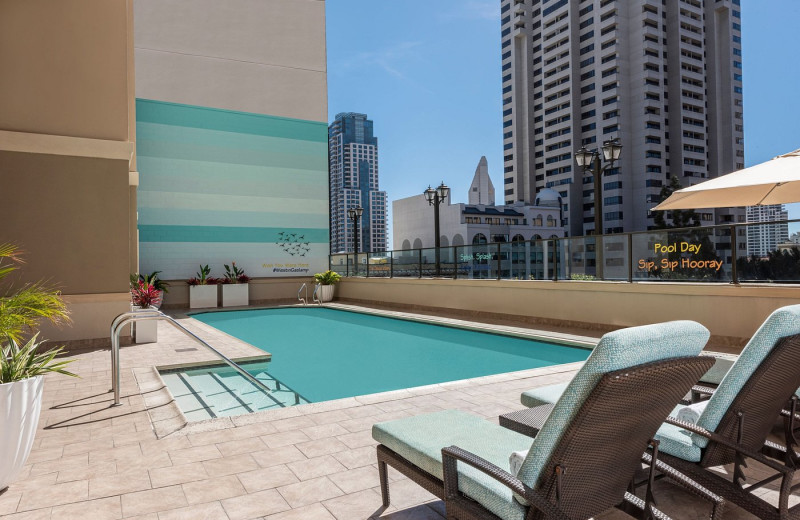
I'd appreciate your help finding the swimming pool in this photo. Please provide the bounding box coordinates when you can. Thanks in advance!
[161,307,590,420]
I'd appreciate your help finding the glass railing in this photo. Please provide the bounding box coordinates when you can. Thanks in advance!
[330,218,800,284]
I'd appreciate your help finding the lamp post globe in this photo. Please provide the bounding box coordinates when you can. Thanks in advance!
[574,147,594,169]
[602,138,622,162]
[424,185,436,204]
[436,182,450,201]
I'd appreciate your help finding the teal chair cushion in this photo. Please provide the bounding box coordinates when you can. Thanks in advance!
[516,320,710,488]
[372,409,533,520]
[655,422,702,462]
[520,383,568,408]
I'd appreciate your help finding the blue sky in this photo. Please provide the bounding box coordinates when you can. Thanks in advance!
[326,0,800,240]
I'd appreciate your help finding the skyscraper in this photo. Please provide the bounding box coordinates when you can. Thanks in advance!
[501,0,745,242]
[746,205,789,258]
[329,113,388,254]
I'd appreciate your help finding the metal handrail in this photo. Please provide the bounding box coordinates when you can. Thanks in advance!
[297,283,307,305]
[312,284,321,305]
[110,309,278,407]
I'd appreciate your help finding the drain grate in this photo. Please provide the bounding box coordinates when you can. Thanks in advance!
[174,348,198,352]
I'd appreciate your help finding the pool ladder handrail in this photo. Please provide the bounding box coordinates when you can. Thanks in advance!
[298,282,308,305]
[109,309,283,407]
[312,284,321,305]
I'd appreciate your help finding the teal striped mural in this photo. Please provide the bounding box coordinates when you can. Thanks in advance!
[136,99,329,280]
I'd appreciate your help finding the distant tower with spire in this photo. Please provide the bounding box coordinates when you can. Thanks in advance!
[468,156,495,206]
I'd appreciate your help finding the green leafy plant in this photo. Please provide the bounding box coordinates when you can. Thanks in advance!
[188,265,218,286]
[223,262,250,284]
[130,271,169,293]
[1,333,76,383]
[314,270,342,285]
[0,244,70,344]
[569,273,597,281]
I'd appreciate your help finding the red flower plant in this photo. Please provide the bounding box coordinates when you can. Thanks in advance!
[131,281,162,308]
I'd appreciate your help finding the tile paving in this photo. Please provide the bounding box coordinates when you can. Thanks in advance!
[0,305,783,519]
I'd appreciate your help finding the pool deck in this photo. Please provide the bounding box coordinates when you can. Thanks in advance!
[0,304,771,519]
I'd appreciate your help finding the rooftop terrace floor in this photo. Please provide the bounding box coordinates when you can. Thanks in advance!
[0,305,774,519]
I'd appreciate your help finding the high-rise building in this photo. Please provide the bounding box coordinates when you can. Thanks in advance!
[746,205,789,257]
[329,113,388,253]
[501,0,745,242]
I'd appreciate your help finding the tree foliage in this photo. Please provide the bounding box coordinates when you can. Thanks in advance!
[737,247,800,281]
[652,176,701,229]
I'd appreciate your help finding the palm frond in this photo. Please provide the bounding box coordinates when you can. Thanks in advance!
[0,334,77,383]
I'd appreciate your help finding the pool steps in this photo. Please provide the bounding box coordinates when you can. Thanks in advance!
[161,368,310,422]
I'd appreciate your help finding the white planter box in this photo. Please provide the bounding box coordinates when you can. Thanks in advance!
[317,284,335,302]
[190,285,218,309]
[0,375,44,491]
[130,305,158,343]
[134,319,158,343]
[222,283,249,307]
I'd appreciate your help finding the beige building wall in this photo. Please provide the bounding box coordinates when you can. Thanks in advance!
[134,0,327,122]
[0,0,137,345]
[337,278,800,348]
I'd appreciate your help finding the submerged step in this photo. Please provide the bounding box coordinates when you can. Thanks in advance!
[160,364,310,421]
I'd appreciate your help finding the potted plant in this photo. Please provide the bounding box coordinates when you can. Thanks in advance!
[221,262,250,307]
[0,244,74,492]
[130,280,162,343]
[313,270,341,302]
[130,271,169,308]
[187,265,218,309]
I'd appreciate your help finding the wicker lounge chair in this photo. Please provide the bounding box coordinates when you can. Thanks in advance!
[372,321,714,519]
[510,305,800,520]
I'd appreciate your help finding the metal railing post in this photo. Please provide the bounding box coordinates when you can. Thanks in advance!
[730,224,739,284]
[366,255,370,278]
[346,255,350,277]
[553,238,559,281]
[418,249,423,278]
[496,242,502,280]
[627,232,633,283]
[389,251,394,278]
[453,246,459,279]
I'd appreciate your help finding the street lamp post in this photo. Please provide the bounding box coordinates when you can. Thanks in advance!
[347,206,363,274]
[575,138,622,279]
[424,182,450,277]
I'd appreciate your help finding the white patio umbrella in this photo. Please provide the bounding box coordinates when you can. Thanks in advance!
[654,148,800,210]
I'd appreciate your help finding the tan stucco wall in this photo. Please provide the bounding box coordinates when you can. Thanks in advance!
[0,0,133,141]
[0,0,137,345]
[2,152,132,294]
[337,278,800,344]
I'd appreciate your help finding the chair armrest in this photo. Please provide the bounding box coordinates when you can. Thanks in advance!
[441,445,571,520]
[664,416,789,472]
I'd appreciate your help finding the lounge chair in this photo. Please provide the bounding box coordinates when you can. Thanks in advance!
[372,321,714,519]
[510,305,800,520]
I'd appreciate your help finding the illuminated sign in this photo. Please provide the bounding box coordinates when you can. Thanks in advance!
[637,241,723,272]
[460,253,492,262]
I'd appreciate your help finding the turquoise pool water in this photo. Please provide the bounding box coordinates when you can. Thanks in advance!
[189,307,589,404]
